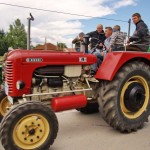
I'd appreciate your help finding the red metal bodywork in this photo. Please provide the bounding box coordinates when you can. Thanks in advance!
[6,50,150,97]
[95,51,150,80]
[5,50,97,97]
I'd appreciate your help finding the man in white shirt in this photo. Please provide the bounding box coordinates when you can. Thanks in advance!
[104,27,113,51]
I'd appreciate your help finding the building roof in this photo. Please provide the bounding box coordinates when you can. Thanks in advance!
[34,43,76,52]
[34,43,59,51]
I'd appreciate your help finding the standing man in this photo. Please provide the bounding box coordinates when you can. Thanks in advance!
[87,24,106,49]
[72,32,85,52]
[127,13,149,52]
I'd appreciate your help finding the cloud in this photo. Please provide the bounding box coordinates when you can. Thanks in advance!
[31,20,83,45]
[0,0,137,47]
[113,0,137,9]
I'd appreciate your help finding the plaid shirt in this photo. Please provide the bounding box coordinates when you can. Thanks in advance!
[110,31,125,48]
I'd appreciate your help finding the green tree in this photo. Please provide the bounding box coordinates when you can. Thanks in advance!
[0,29,9,56]
[30,45,34,50]
[6,19,27,49]
[0,29,9,84]
[57,42,67,50]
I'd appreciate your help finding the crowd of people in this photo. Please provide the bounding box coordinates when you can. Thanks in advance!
[72,13,150,74]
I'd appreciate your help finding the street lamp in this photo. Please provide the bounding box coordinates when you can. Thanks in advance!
[27,13,34,50]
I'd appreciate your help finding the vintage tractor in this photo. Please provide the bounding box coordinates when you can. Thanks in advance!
[0,46,150,150]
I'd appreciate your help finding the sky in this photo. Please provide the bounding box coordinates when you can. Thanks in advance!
[0,0,149,48]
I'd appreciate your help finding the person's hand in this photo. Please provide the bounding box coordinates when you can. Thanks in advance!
[127,39,130,45]
[99,43,103,47]
[101,51,104,57]
[109,48,112,52]
[103,45,106,50]
[80,36,83,41]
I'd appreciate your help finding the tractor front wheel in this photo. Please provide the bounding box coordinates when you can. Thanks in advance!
[98,61,150,132]
[0,90,11,122]
[0,101,58,150]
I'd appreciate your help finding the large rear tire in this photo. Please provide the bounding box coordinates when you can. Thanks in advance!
[0,101,58,150]
[0,90,11,122]
[98,61,150,132]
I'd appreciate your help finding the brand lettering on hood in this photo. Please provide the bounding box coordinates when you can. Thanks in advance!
[26,58,43,62]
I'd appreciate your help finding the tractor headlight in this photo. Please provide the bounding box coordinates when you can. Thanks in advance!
[16,81,25,90]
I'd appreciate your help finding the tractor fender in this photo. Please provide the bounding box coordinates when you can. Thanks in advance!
[95,51,150,81]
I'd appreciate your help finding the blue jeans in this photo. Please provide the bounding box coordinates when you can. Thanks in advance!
[88,49,103,72]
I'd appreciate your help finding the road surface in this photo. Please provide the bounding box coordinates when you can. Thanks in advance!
[0,110,150,150]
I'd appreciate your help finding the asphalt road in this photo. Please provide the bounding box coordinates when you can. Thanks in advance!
[1,110,150,150]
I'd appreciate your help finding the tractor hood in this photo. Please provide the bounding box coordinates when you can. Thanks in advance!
[6,49,97,65]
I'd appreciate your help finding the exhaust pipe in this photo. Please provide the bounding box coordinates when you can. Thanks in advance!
[51,94,87,112]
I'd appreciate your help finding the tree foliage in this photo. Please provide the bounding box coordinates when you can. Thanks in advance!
[0,29,9,56]
[6,19,27,49]
[57,42,67,50]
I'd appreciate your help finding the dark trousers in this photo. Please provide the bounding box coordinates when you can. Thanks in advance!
[126,44,148,52]
[112,44,125,51]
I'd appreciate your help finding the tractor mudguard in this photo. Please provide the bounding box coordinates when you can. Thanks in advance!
[95,51,150,81]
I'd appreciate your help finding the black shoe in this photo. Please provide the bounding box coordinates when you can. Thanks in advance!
[90,70,96,75]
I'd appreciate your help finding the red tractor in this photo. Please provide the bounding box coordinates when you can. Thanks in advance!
[0,47,150,149]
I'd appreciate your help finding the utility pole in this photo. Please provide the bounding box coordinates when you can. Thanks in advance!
[27,13,34,50]
[45,37,47,50]
[128,19,131,39]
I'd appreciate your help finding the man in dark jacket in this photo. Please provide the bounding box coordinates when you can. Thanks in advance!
[127,13,149,52]
[87,24,106,49]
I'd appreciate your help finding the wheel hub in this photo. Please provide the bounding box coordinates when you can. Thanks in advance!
[124,83,145,112]
[15,116,46,145]
[29,129,36,135]
[121,75,149,119]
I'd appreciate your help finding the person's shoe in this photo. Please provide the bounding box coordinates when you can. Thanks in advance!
[88,77,99,82]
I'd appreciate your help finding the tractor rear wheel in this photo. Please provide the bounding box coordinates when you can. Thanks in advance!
[98,61,150,132]
[0,101,58,150]
[0,90,11,122]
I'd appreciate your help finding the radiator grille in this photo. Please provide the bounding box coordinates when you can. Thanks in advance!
[5,61,13,94]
